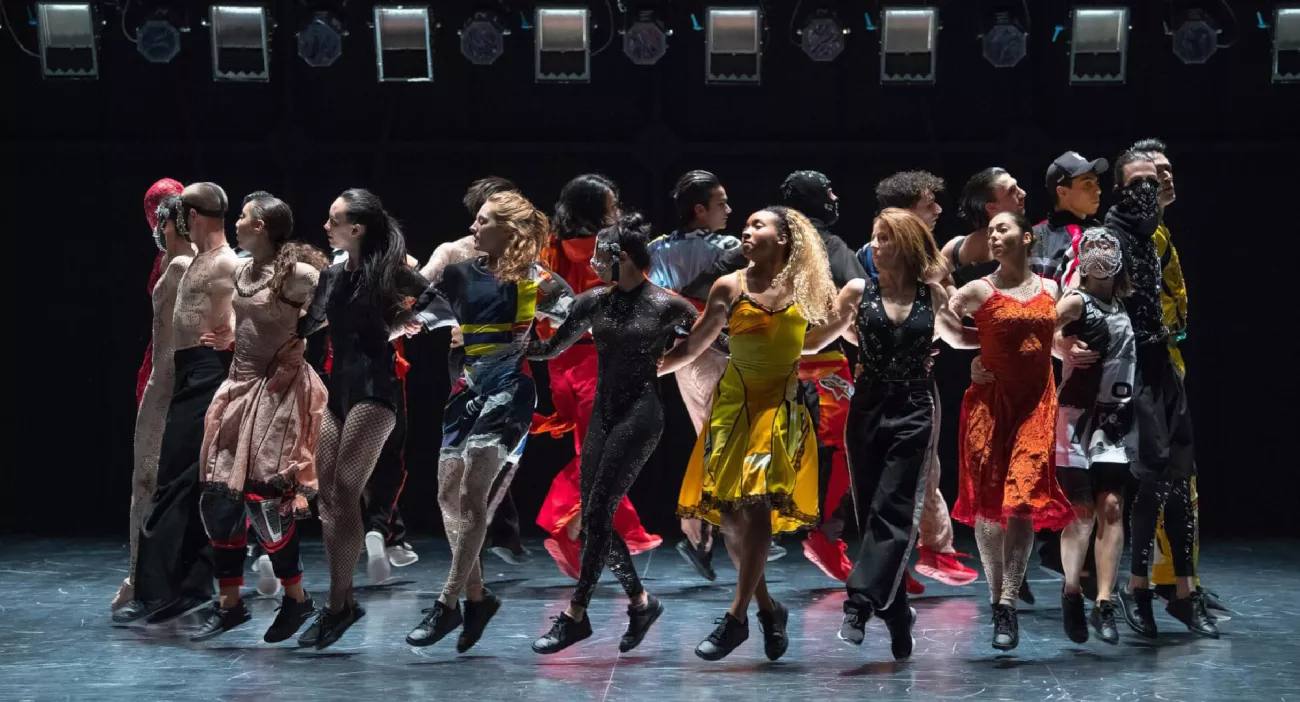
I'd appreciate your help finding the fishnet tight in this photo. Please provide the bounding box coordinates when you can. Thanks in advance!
[317,402,397,611]
[974,517,1035,606]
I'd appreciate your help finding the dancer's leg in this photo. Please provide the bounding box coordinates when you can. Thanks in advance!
[1060,505,1096,595]
[724,504,773,619]
[1128,479,1171,591]
[999,517,1035,608]
[440,444,508,604]
[974,519,1006,604]
[1094,489,1124,603]
[1161,478,1196,598]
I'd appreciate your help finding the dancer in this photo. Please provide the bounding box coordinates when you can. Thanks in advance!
[190,192,328,642]
[298,189,432,649]
[534,174,660,578]
[804,209,969,659]
[664,207,836,661]
[1054,228,1135,645]
[1103,151,1217,639]
[114,182,238,625]
[1031,152,1107,281]
[404,191,574,652]
[945,168,1025,288]
[530,212,696,654]
[113,180,194,610]
[948,211,1074,651]
[648,169,738,581]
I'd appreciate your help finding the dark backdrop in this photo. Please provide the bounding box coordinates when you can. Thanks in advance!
[2,1,1296,540]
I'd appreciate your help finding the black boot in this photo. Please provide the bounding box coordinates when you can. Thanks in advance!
[1200,586,1230,613]
[1061,589,1089,643]
[991,603,1019,651]
[1167,592,1220,639]
[264,594,315,643]
[532,612,593,654]
[883,607,916,660]
[190,600,253,642]
[314,602,366,650]
[619,595,664,653]
[838,601,870,646]
[1089,599,1120,644]
[457,592,502,653]
[111,599,161,624]
[675,540,716,582]
[756,600,789,661]
[406,600,463,647]
[1120,587,1158,639]
[695,613,749,661]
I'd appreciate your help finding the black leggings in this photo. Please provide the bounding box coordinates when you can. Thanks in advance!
[571,391,662,609]
[1129,477,1195,578]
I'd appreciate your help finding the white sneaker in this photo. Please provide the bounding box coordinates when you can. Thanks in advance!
[366,531,391,584]
[254,554,281,597]
[386,542,419,568]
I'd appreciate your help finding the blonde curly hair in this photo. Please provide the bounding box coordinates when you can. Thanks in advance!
[486,191,550,282]
[764,206,837,325]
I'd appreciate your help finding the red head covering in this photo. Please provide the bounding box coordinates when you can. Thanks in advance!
[144,178,184,231]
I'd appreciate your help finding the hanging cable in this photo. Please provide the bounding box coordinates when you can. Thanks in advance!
[1,0,39,57]
[788,0,805,47]
[1216,0,1239,47]
[120,0,138,44]
[590,0,617,56]
[1021,0,1032,32]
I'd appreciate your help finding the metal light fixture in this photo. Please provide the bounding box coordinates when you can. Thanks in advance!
[981,11,1026,68]
[880,7,938,84]
[623,10,669,65]
[706,7,761,84]
[36,2,99,79]
[1069,7,1129,84]
[535,7,589,82]
[374,5,433,82]
[136,6,184,64]
[1170,8,1219,64]
[1273,5,1300,83]
[460,10,506,66]
[210,5,270,82]
[298,11,345,68]
[799,9,847,63]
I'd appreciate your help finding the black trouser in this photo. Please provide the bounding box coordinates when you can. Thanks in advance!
[133,347,231,605]
[202,483,305,587]
[362,393,408,545]
[844,379,934,621]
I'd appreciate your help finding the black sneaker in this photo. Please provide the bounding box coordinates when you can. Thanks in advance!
[619,595,664,653]
[1061,589,1089,643]
[695,613,749,661]
[883,607,916,660]
[111,599,160,624]
[532,612,593,654]
[756,600,789,661]
[314,602,366,650]
[406,600,463,647]
[1089,599,1120,644]
[991,603,1019,651]
[264,594,315,643]
[457,592,502,653]
[1166,592,1220,639]
[487,545,532,565]
[838,601,869,646]
[1018,579,1035,605]
[190,600,253,642]
[1120,587,1158,639]
[675,540,716,582]
[146,595,212,624]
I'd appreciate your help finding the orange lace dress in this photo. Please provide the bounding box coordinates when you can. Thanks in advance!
[953,278,1073,530]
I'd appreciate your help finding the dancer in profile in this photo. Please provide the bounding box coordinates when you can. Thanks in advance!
[663,207,836,662]
[529,212,696,654]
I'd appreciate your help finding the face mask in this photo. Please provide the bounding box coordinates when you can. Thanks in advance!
[1077,229,1123,279]
[781,170,838,226]
[1117,178,1160,221]
[590,238,622,282]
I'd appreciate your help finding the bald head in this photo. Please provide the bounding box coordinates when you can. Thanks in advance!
[182,182,229,218]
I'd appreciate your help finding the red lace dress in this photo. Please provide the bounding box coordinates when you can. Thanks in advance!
[953,278,1073,530]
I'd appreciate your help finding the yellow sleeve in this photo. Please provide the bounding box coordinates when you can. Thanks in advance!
[1154,225,1188,342]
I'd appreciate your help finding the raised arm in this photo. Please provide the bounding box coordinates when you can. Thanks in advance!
[527,288,597,360]
[659,273,739,376]
[532,264,576,326]
[804,279,864,353]
[930,283,980,349]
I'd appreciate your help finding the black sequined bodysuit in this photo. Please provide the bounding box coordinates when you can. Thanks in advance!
[855,277,935,382]
[529,280,697,607]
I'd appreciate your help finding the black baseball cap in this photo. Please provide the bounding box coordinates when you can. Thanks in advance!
[1046,151,1109,188]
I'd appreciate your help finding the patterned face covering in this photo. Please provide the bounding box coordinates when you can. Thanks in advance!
[1116,177,1160,221]
[589,236,622,282]
[153,194,185,249]
[780,170,839,226]
[1078,228,1123,279]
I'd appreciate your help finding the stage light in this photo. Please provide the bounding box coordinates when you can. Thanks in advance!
[1170,9,1219,64]
[1069,7,1129,84]
[136,8,183,65]
[1274,6,1300,83]
[374,6,433,82]
[209,5,270,82]
[981,11,1026,68]
[705,7,761,84]
[535,7,589,82]
[799,9,847,63]
[623,10,669,66]
[297,11,345,68]
[36,2,99,79]
[880,7,938,84]
[460,10,507,66]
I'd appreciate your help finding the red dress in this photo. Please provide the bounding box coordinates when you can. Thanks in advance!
[953,279,1073,530]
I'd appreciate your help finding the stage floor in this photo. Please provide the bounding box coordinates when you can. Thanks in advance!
[1,537,1295,701]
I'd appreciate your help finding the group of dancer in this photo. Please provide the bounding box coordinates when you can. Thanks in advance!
[113,136,1223,662]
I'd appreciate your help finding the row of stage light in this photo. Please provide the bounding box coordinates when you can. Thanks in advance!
[11,3,1300,84]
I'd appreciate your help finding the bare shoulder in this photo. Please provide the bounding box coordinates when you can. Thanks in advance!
[954,278,994,308]
[165,255,193,277]
[213,249,241,274]
[927,281,950,306]
[1042,277,1062,299]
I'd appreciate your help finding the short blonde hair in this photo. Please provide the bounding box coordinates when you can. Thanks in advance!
[875,208,943,281]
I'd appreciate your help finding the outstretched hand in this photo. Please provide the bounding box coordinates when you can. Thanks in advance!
[970,355,994,385]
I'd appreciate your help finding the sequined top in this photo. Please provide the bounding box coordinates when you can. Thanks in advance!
[1104,207,1165,347]
[855,276,934,382]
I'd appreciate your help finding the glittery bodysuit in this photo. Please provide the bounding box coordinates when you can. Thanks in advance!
[528,280,697,607]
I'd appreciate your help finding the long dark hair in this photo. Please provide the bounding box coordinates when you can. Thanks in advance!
[337,188,410,328]
[959,167,1009,229]
[553,173,618,239]
[244,192,329,300]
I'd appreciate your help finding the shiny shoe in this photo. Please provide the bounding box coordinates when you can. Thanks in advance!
[543,533,582,580]
[313,602,366,650]
[802,531,852,583]
[190,600,252,642]
[1062,589,1089,643]
[1120,587,1158,639]
[695,614,749,661]
[914,547,979,586]
[488,545,532,565]
[110,579,134,611]
[532,612,592,654]
[457,592,502,653]
[1167,592,1220,639]
[838,601,869,646]
[1200,586,1230,613]
[1018,578,1035,605]
[406,600,462,647]
[621,526,663,555]
[675,540,717,582]
[111,598,156,624]
[264,594,315,643]
[254,554,281,598]
[387,542,420,568]
[1089,599,1120,644]
[365,531,392,585]
[884,607,917,660]
[619,595,664,652]
[904,571,926,595]
[756,600,789,661]
[991,603,1019,651]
